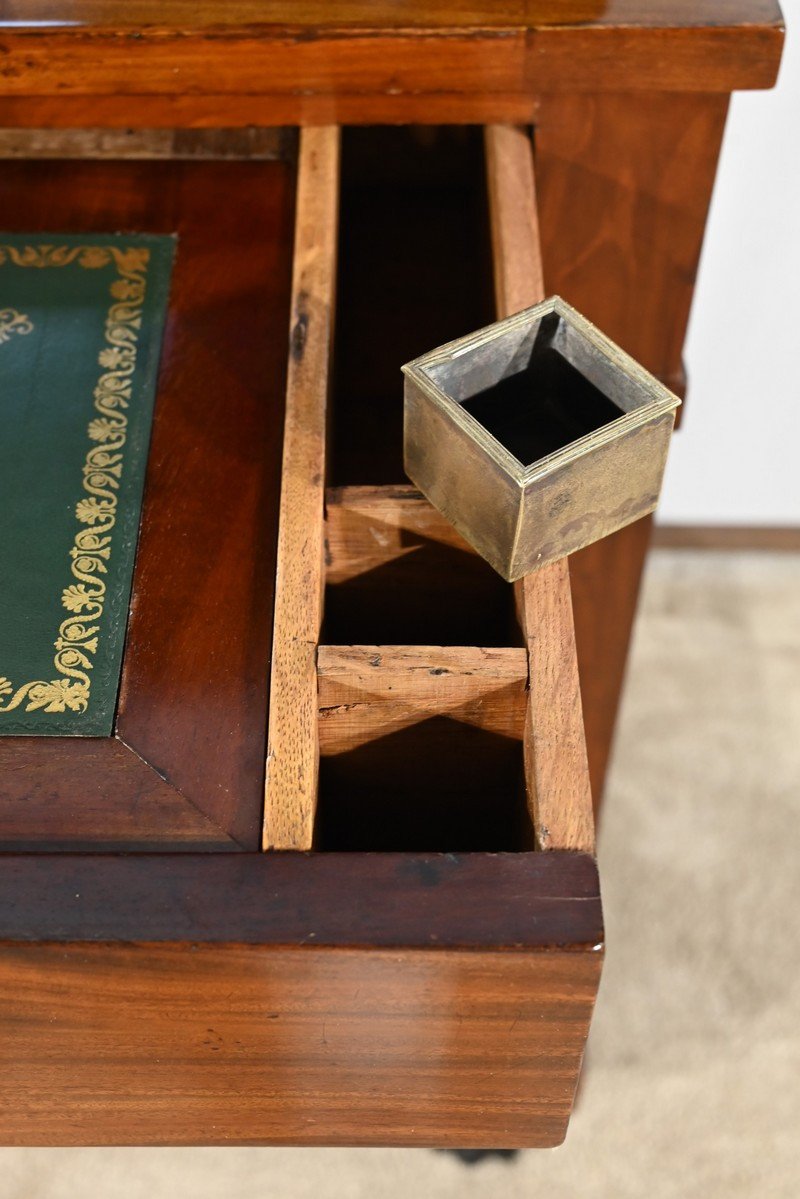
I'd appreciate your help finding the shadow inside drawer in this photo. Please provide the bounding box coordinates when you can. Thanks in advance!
[323,127,511,647]
[316,718,533,852]
[330,125,494,485]
[323,541,517,647]
[317,128,532,853]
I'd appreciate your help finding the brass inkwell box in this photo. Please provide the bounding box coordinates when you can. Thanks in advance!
[404,296,681,581]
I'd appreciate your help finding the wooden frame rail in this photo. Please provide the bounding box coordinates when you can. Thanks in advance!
[263,126,340,850]
[486,124,595,853]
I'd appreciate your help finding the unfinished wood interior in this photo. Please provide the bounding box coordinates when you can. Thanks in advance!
[263,125,595,856]
[485,123,595,854]
[263,127,340,852]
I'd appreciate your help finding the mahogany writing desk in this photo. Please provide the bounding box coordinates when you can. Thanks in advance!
[0,2,784,1148]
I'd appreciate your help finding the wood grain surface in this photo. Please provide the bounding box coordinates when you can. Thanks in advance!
[318,644,528,754]
[0,850,601,1147]
[264,127,339,851]
[535,92,730,806]
[0,158,295,850]
[0,2,783,135]
[484,124,595,853]
[514,567,596,852]
[0,851,601,945]
[0,121,607,1148]
[0,0,777,1148]
[485,124,546,317]
[0,739,232,852]
[0,941,601,1148]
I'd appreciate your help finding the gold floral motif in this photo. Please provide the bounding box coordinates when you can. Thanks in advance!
[0,676,89,715]
[0,307,34,344]
[0,243,150,720]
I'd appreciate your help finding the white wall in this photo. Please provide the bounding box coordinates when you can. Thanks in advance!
[658,1,800,526]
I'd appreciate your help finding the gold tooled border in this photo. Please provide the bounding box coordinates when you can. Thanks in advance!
[0,244,149,719]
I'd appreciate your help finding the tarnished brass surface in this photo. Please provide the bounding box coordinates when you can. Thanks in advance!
[403,296,680,581]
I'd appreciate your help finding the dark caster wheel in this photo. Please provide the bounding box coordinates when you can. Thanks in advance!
[439,1149,520,1165]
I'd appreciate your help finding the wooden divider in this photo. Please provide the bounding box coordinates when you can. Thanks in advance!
[485,124,595,853]
[318,644,528,755]
[263,126,340,851]
[264,123,594,855]
[324,484,471,585]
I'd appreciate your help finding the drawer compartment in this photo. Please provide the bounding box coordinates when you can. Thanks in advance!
[267,126,594,858]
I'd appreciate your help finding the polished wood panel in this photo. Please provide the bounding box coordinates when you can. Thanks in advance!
[0,943,601,1148]
[264,127,339,852]
[0,850,601,1146]
[0,3,783,135]
[485,125,595,853]
[535,92,730,806]
[0,739,231,852]
[0,158,295,849]
[0,0,782,1155]
[536,93,730,391]
[0,93,543,129]
[0,852,601,946]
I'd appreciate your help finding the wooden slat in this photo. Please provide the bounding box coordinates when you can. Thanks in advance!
[263,127,339,851]
[325,484,473,584]
[485,125,546,319]
[513,566,596,851]
[484,124,594,853]
[318,644,528,755]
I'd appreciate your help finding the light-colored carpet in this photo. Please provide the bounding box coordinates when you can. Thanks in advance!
[3,549,799,1198]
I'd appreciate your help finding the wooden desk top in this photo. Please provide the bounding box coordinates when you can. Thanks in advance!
[0,1,784,127]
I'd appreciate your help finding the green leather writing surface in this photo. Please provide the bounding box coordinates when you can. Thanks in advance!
[0,234,174,736]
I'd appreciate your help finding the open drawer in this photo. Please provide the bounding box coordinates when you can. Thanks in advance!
[0,126,603,1149]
